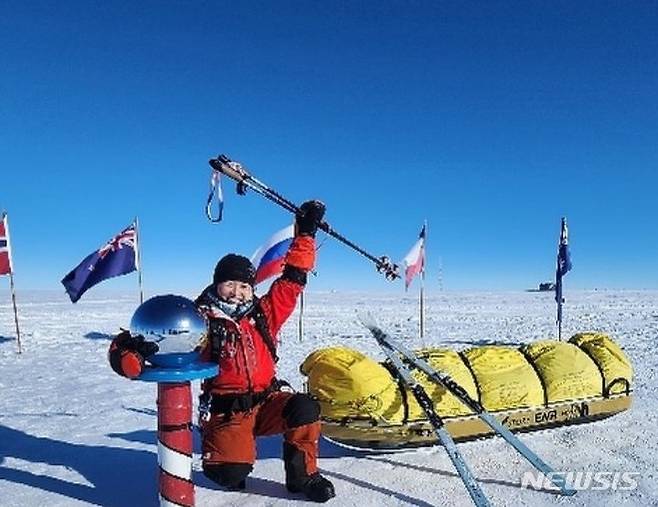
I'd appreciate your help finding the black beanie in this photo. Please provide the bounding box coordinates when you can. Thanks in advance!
[213,254,256,286]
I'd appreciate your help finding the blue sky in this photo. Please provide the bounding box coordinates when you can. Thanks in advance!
[1,1,657,294]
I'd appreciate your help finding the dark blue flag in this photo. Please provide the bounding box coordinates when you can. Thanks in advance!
[62,223,138,303]
[555,217,572,332]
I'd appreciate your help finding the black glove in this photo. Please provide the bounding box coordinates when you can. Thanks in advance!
[295,200,326,237]
[115,330,159,357]
[108,330,159,378]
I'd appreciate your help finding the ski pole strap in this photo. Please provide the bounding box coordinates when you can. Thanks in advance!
[206,170,224,222]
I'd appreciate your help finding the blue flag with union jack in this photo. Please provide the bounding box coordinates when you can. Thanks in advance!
[62,222,138,302]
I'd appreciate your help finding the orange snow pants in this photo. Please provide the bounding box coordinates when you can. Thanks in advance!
[202,391,320,475]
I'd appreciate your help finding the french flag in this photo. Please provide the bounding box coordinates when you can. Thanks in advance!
[251,225,295,285]
[402,225,426,290]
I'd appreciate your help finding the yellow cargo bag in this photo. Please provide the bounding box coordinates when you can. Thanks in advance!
[570,332,633,395]
[300,346,404,423]
[462,346,544,411]
[301,334,632,425]
[522,341,602,402]
[406,348,477,419]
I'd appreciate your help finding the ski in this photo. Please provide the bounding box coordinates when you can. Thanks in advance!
[362,319,577,497]
[372,322,491,507]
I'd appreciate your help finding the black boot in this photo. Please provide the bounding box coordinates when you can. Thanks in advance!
[284,442,335,502]
[229,479,246,491]
[203,462,250,491]
[290,473,335,503]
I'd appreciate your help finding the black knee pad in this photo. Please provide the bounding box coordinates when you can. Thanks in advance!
[282,393,320,428]
[203,462,253,489]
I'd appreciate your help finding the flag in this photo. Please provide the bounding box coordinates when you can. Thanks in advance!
[62,222,138,302]
[251,225,294,285]
[0,213,13,276]
[402,225,426,291]
[555,217,572,304]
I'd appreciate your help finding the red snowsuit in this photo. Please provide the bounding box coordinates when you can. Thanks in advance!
[195,236,320,486]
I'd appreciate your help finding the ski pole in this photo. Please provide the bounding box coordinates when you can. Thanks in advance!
[358,316,490,506]
[208,154,400,280]
[361,319,577,497]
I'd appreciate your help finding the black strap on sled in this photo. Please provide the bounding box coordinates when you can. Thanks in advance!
[382,361,410,424]
[458,351,483,407]
[604,377,631,397]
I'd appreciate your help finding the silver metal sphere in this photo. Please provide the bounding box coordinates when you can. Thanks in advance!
[129,295,207,354]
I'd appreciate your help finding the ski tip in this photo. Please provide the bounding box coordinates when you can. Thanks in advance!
[355,311,377,330]
[356,313,386,338]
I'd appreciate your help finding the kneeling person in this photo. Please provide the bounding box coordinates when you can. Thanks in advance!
[110,200,335,503]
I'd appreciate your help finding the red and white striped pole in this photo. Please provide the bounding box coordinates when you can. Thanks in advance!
[129,295,218,506]
[157,382,194,507]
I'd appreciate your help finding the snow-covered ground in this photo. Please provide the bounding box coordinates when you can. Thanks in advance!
[1,289,656,506]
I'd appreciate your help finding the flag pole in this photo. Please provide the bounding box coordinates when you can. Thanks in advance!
[420,220,427,341]
[2,212,22,353]
[135,216,144,304]
[556,246,563,342]
[298,291,305,342]
[555,217,571,341]
[556,275,564,341]
[9,270,22,353]
[556,278,562,341]
[419,278,424,339]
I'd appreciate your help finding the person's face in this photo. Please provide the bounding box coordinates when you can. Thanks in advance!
[216,280,254,304]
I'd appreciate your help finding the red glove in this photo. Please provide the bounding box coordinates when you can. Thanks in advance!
[108,330,159,379]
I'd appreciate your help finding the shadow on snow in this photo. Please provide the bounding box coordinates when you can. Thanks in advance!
[1,412,547,504]
[0,424,158,506]
[84,332,114,341]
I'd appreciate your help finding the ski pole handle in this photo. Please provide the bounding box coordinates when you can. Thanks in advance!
[209,155,249,183]
[210,155,301,212]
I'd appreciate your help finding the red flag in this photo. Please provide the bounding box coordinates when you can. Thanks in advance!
[402,225,426,290]
[0,213,13,276]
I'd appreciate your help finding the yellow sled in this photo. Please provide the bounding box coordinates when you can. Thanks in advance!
[320,393,631,449]
[301,332,633,449]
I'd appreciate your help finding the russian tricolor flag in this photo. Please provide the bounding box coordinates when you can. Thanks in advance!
[402,225,426,290]
[251,225,295,285]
